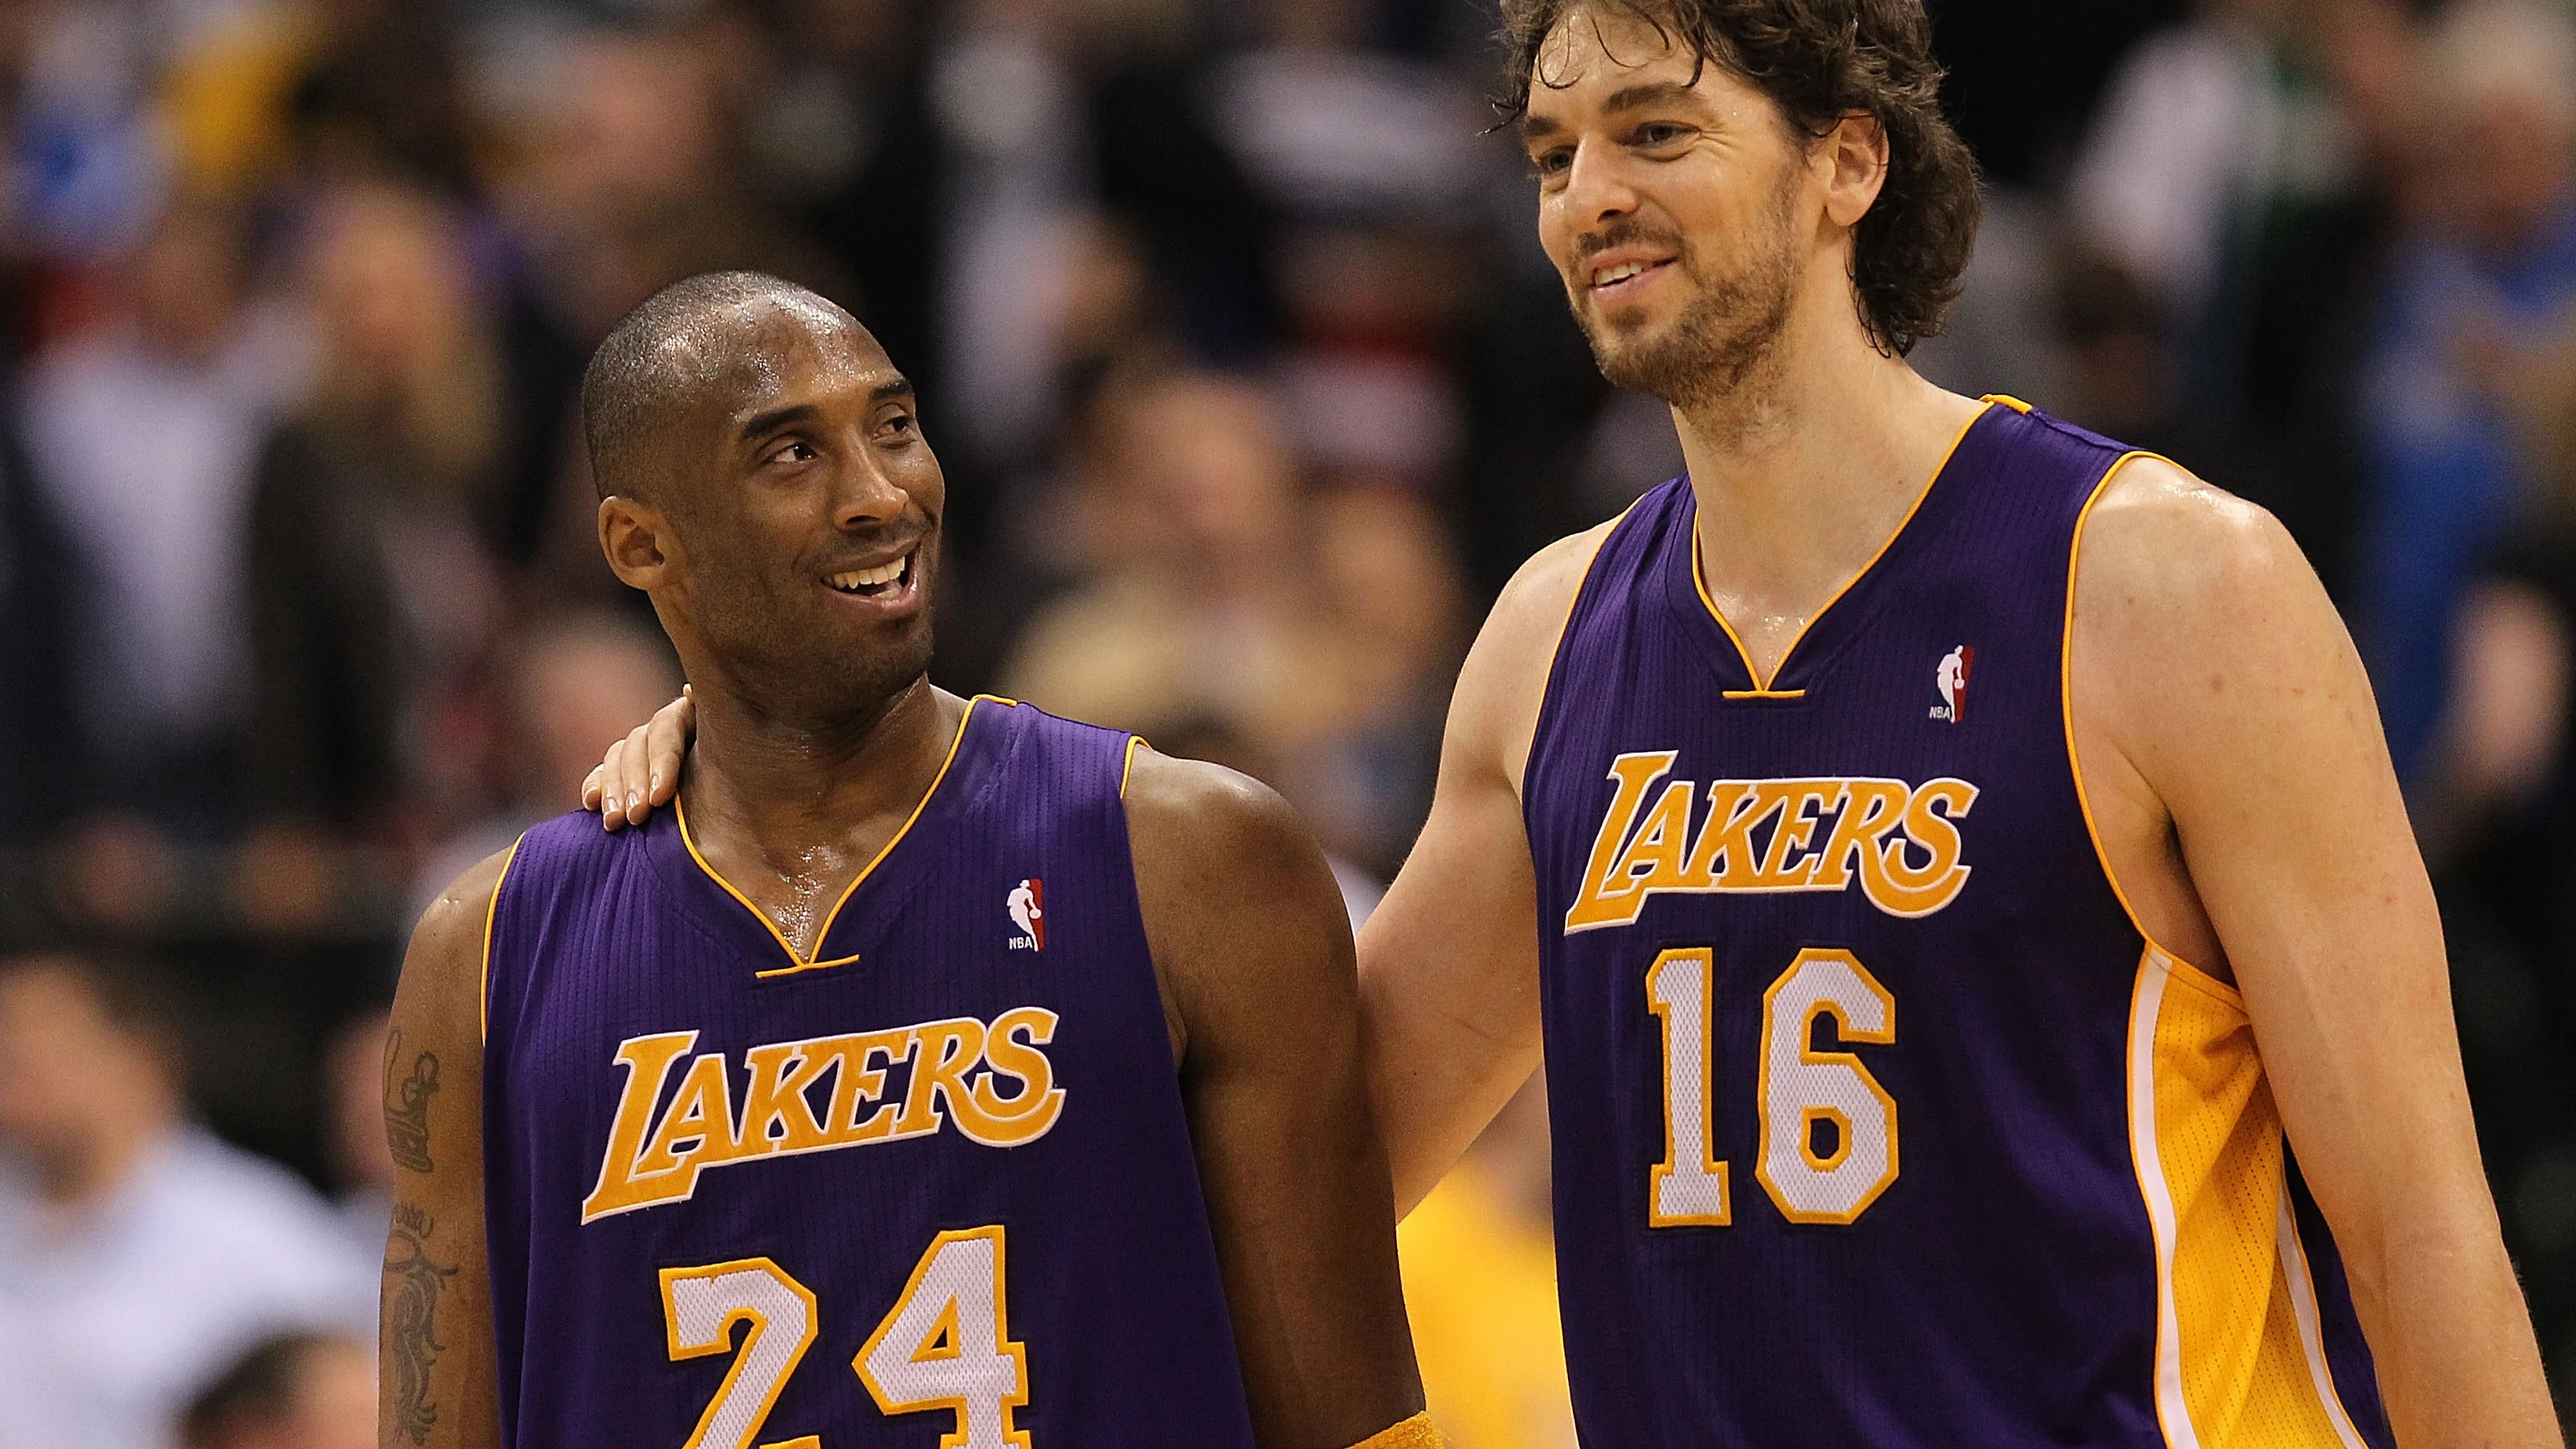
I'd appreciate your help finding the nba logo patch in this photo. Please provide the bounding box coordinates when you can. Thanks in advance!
[1007,878,1045,952]
[1929,646,1973,723]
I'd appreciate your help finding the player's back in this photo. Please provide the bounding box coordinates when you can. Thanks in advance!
[481,697,1255,1448]
[1521,400,2393,1447]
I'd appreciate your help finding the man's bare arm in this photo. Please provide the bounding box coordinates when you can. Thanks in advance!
[1359,524,1607,1215]
[380,850,510,1449]
[1126,749,1428,1449]
[2075,461,2561,1449]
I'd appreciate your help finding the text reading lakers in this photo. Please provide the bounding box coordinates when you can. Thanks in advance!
[583,1008,1065,1222]
[1568,753,1978,930]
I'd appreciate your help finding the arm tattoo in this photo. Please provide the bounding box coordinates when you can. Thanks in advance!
[384,1029,441,1173]
[385,1203,457,1446]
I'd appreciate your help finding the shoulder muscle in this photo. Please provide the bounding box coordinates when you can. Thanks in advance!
[1457,518,1621,793]
[401,846,519,1048]
[1123,749,1355,1066]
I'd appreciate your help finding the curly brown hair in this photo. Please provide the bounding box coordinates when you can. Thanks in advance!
[1500,0,1980,357]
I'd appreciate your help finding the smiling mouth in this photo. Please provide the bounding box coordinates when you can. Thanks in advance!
[824,549,917,599]
[1589,257,1676,296]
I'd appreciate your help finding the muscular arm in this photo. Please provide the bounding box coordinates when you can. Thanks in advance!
[2073,461,2561,1449]
[1359,526,1607,1215]
[380,851,509,1449]
[1125,750,1427,1449]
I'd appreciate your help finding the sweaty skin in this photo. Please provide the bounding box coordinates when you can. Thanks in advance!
[584,12,2559,1447]
[395,288,1425,1449]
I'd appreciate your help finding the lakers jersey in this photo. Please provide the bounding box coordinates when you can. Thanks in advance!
[1522,403,2391,1447]
[481,698,1256,1447]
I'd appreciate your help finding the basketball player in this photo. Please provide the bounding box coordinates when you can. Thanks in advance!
[581,5,2562,1446]
[387,274,1438,1449]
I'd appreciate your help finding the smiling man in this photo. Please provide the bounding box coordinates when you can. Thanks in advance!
[581,7,2562,1447]
[384,274,1435,1449]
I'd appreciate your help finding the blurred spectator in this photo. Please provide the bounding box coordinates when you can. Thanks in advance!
[1399,1077,1576,1449]
[19,197,306,834]
[2069,0,2389,426]
[246,180,506,840]
[179,1332,374,1449]
[1000,369,1351,758]
[1288,482,1465,876]
[284,0,473,192]
[0,951,373,1449]
[2354,0,2576,790]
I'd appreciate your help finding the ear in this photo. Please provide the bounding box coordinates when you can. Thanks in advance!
[1818,112,1891,230]
[598,495,679,591]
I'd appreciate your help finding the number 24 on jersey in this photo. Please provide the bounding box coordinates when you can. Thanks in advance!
[660,1226,1031,1449]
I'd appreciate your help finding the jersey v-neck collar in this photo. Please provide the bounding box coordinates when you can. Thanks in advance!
[1668,400,1998,699]
[655,694,994,978]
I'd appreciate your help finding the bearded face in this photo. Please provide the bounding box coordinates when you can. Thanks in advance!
[1572,161,1805,411]
[1522,7,1825,415]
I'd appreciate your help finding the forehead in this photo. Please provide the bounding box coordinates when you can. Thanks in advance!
[659,296,896,428]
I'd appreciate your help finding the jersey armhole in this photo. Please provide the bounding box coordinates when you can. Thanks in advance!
[1120,734,1148,798]
[2061,452,2228,997]
[1522,504,1642,797]
[480,834,527,1046]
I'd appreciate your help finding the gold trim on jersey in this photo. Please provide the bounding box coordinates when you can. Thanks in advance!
[673,695,1006,977]
[479,834,526,1046]
[1689,401,1992,694]
[1120,735,1148,798]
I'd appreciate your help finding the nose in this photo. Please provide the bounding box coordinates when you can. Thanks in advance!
[829,433,910,530]
[1561,139,1641,233]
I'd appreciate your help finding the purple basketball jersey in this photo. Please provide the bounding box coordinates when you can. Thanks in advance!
[1522,402,2391,1446]
[481,698,1255,1448]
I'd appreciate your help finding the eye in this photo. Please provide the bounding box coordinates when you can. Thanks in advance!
[763,440,817,467]
[874,410,920,445]
[1636,122,1697,150]
[1529,145,1575,179]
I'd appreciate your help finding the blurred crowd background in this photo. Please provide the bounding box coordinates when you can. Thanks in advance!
[0,0,2572,1441]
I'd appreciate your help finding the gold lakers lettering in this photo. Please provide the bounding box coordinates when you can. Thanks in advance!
[582,1008,1066,1222]
[1566,753,1978,931]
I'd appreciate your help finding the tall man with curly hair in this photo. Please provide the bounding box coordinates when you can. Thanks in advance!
[589,2,2561,1443]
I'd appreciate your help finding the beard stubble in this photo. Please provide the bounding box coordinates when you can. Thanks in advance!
[1577,167,1805,415]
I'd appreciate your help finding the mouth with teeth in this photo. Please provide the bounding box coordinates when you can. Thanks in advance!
[823,549,919,603]
[1589,255,1676,300]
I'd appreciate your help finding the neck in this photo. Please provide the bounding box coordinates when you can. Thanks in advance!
[677,676,968,958]
[1671,282,1984,682]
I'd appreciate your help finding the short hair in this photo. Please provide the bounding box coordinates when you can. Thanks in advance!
[179,1333,360,1449]
[1499,0,1981,357]
[0,949,185,1076]
[580,271,855,500]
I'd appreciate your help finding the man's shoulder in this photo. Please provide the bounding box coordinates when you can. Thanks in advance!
[1443,513,1638,784]
[1488,515,1632,650]
[1121,749,1312,876]
[2079,454,2304,614]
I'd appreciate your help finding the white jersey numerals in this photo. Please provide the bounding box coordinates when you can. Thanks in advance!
[856,1228,1032,1449]
[1650,946,1900,1228]
[659,1259,821,1449]
[658,1228,1028,1449]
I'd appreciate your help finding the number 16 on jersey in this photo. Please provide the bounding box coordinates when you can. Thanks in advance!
[1649,946,1899,1228]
